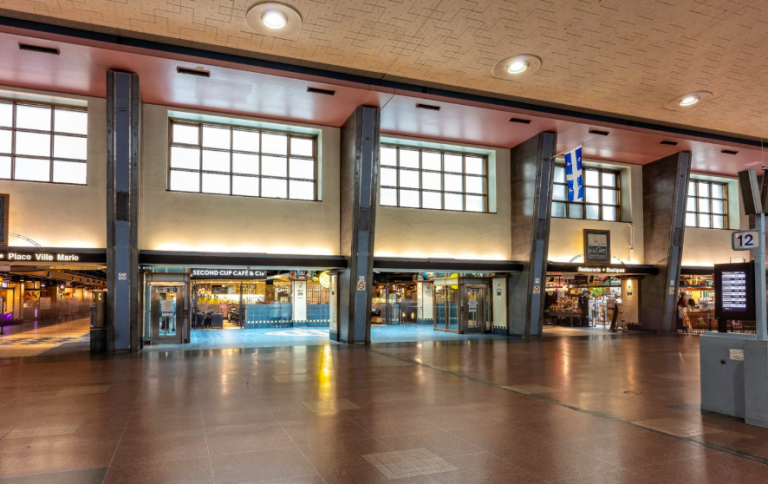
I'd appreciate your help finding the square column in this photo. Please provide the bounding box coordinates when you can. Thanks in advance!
[337,106,380,343]
[508,132,557,337]
[106,70,141,352]
[640,152,691,332]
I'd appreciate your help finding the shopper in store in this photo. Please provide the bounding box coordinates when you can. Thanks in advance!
[677,292,688,330]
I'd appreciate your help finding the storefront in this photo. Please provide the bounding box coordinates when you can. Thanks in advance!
[678,268,717,333]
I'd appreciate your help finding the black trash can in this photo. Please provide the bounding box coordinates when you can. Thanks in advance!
[90,327,107,354]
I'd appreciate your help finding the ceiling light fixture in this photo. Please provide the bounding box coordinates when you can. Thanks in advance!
[244,3,303,40]
[493,54,542,81]
[665,91,713,112]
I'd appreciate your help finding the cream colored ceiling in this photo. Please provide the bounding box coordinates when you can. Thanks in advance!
[1,0,768,140]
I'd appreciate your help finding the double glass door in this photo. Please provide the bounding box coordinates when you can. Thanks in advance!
[463,286,485,333]
[150,285,184,344]
[434,283,490,333]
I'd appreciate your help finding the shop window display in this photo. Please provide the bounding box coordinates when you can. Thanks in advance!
[545,276,622,329]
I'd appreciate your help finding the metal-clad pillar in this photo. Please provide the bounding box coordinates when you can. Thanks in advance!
[508,132,557,337]
[336,106,380,344]
[106,70,141,352]
[640,152,691,332]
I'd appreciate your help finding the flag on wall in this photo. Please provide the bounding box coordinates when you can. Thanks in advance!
[564,146,583,201]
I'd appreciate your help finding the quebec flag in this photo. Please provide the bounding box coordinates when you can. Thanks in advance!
[564,146,584,201]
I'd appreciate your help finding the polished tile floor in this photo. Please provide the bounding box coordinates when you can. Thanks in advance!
[1,332,768,483]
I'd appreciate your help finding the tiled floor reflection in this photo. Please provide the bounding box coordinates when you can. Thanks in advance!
[0,332,767,483]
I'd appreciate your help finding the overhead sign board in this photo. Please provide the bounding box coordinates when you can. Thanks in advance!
[576,266,626,274]
[190,268,268,280]
[732,230,760,251]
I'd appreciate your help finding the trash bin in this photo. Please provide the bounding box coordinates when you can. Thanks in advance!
[90,326,107,354]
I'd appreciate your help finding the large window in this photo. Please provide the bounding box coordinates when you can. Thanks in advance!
[168,120,317,200]
[0,99,88,185]
[686,180,727,229]
[552,164,620,221]
[379,145,488,212]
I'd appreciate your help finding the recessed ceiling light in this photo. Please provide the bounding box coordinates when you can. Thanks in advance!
[261,11,287,29]
[664,91,713,112]
[244,3,302,40]
[493,54,542,80]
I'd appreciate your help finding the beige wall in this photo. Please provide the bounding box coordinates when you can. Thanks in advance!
[374,142,511,260]
[140,104,340,255]
[0,87,106,248]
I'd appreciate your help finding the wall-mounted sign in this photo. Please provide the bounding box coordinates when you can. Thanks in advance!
[190,269,267,280]
[0,250,106,264]
[583,229,611,263]
[576,266,626,274]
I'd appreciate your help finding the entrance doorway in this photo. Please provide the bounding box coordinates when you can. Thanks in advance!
[463,285,486,333]
[150,285,184,344]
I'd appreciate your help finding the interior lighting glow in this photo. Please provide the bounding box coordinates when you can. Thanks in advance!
[678,95,699,107]
[507,61,528,74]
[261,11,288,29]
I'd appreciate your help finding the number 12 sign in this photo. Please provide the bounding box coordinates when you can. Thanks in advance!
[733,230,760,251]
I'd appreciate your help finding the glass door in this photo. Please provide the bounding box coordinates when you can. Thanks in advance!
[462,286,485,334]
[434,284,459,332]
[151,285,184,344]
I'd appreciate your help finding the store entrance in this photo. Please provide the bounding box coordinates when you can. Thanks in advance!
[150,285,184,344]
[463,285,486,333]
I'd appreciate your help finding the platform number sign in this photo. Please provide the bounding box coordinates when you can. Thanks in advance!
[732,230,760,251]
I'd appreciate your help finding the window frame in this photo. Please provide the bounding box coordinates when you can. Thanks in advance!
[686,180,728,229]
[552,163,621,222]
[0,98,88,186]
[167,119,319,201]
[378,144,489,213]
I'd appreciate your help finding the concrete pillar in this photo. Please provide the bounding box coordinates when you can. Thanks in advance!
[106,70,141,352]
[336,106,380,343]
[508,132,557,337]
[621,277,640,326]
[640,152,691,332]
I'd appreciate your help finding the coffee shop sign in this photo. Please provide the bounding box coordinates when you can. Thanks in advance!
[577,266,625,274]
[3,252,81,262]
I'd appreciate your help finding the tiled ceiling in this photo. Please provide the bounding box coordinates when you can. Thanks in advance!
[1,0,768,141]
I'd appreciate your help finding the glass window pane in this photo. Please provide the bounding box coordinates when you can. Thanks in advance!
[290,180,315,200]
[552,202,566,218]
[585,187,599,204]
[233,130,258,152]
[290,137,313,157]
[170,146,200,170]
[586,204,600,220]
[568,204,584,219]
[712,183,724,199]
[687,197,696,211]
[232,153,259,175]
[261,155,287,177]
[465,157,484,175]
[53,135,87,160]
[0,129,11,154]
[16,105,51,130]
[169,169,200,192]
[380,167,397,187]
[16,132,50,157]
[601,171,616,187]
[0,156,9,178]
[554,166,566,183]
[399,169,419,189]
[422,171,441,190]
[202,172,230,195]
[698,198,710,213]
[602,189,617,205]
[0,103,11,127]
[399,189,419,208]
[698,182,709,198]
[602,205,617,221]
[15,157,50,182]
[422,191,441,209]
[585,170,599,186]
[465,195,484,212]
[422,151,441,171]
[54,109,88,135]
[202,150,230,172]
[688,181,696,195]
[173,124,198,145]
[698,213,711,228]
[400,149,419,169]
[53,160,86,184]
[465,176,484,194]
[553,184,566,201]
[290,158,314,179]
[686,212,697,227]
[202,126,230,149]
[445,193,462,211]
[712,215,725,229]
[262,178,287,198]
[262,133,288,155]
[444,174,462,192]
[381,147,397,166]
[444,154,462,173]
[712,199,724,214]
[380,187,397,206]
[232,176,259,197]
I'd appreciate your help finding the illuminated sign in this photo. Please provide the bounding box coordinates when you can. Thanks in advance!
[577,266,626,274]
[0,250,105,263]
[190,269,268,280]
